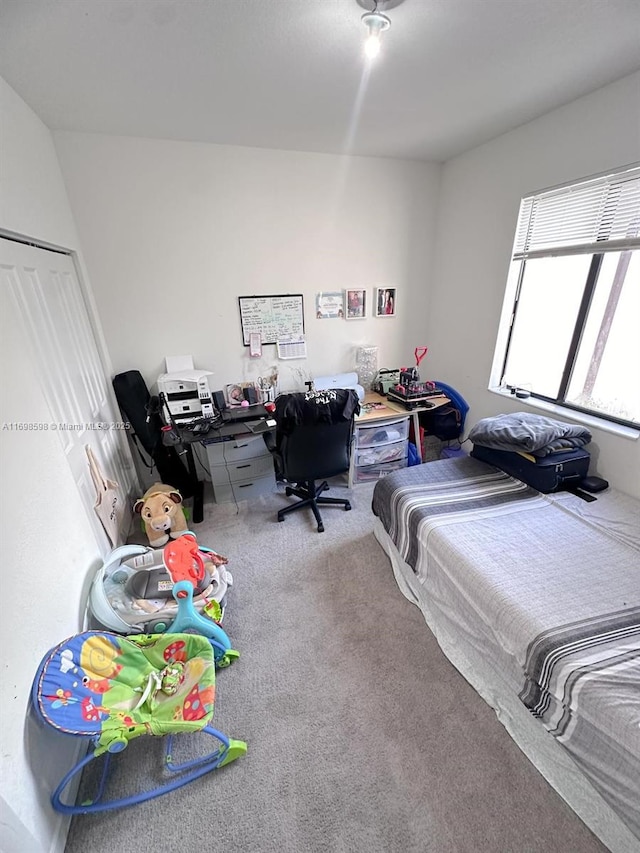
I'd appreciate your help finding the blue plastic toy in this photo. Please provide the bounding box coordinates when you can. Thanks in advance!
[162,534,239,668]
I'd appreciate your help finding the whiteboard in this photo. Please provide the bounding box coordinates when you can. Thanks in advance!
[238,294,305,346]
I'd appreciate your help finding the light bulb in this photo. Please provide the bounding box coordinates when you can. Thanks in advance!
[361,10,390,61]
[365,34,381,59]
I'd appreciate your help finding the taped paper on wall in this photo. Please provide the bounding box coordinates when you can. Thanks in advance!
[277,339,307,360]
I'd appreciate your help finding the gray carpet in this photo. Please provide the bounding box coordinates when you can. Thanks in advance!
[65,481,606,853]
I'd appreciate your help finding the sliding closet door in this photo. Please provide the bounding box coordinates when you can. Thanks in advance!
[0,236,135,549]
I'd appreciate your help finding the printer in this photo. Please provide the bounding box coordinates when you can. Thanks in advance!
[313,372,365,401]
[157,369,215,424]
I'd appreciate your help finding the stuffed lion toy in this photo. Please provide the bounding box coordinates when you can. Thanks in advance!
[134,483,189,547]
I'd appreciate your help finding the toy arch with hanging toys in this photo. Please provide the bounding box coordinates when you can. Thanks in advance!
[31,630,247,814]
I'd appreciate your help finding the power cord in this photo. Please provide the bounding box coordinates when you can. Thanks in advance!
[190,441,212,481]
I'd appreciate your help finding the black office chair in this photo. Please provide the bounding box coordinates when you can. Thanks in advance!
[266,390,360,532]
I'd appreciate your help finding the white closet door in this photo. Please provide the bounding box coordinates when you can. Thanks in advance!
[0,237,135,549]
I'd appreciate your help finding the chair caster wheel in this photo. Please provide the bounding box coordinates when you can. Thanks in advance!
[278,517,285,522]
[344,502,351,511]
[317,523,325,532]
[285,487,293,496]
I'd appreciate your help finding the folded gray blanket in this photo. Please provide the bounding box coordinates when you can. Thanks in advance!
[468,412,591,457]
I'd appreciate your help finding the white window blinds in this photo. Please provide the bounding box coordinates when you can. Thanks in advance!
[513,164,640,260]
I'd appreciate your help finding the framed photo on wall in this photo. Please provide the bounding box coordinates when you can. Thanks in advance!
[375,287,397,317]
[315,291,344,319]
[346,288,367,320]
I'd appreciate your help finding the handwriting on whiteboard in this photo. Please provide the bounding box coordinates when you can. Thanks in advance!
[239,295,304,345]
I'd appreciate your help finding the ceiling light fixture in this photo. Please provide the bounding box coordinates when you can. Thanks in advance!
[361,1,391,60]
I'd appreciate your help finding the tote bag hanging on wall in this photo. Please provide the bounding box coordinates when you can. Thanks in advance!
[86,445,122,547]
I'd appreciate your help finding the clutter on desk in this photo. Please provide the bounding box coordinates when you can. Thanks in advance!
[256,370,278,403]
[384,346,441,410]
[359,400,388,415]
[223,370,279,408]
[191,421,213,436]
[225,381,270,407]
[372,368,400,395]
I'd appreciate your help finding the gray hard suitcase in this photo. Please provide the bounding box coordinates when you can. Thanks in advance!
[470,444,590,493]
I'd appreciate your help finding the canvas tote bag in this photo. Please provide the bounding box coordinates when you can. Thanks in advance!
[86,445,122,547]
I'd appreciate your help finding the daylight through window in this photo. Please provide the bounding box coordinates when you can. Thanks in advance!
[496,164,640,429]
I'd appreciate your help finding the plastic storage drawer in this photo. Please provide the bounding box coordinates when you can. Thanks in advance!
[355,418,409,449]
[355,439,407,468]
[354,456,408,483]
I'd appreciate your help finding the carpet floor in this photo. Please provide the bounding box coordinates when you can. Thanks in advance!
[65,480,606,853]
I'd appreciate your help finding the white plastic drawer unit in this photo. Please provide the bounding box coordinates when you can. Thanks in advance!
[355,418,409,449]
[354,457,408,483]
[355,439,407,468]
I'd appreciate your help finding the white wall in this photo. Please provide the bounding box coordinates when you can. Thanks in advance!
[426,72,640,497]
[0,77,107,853]
[52,133,440,393]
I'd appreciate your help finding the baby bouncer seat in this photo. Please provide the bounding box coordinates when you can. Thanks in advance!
[89,538,233,635]
[89,534,239,668]
[32,630,247,813]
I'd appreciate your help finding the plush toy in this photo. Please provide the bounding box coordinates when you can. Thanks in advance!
[134,483,189,547]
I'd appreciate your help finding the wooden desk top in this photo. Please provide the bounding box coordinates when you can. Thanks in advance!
[356,390,450,423]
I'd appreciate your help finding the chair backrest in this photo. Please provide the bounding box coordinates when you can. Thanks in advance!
[274,390,359,483]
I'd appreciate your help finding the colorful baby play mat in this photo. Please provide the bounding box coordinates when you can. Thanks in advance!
[33,631,216,755]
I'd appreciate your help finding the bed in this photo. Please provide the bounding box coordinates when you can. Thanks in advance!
[371,456,640,853]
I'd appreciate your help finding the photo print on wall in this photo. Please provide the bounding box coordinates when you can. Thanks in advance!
[346,288,366,320]
[375,287,397,317]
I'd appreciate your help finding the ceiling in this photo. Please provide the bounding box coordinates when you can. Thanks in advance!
[1,0,639,162]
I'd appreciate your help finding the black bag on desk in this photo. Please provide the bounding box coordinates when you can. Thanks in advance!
[470,444,590,493]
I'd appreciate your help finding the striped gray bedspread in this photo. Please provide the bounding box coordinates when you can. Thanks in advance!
[371,457,640,840]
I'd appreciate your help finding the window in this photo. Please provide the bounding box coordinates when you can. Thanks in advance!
[493,164,640,429]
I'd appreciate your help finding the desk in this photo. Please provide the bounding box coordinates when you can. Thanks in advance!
[350,391,450,486]
[179,409,276,505]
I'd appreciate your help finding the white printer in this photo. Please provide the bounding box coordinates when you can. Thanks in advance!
[313,372,365,401]
[157,368,215,424]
